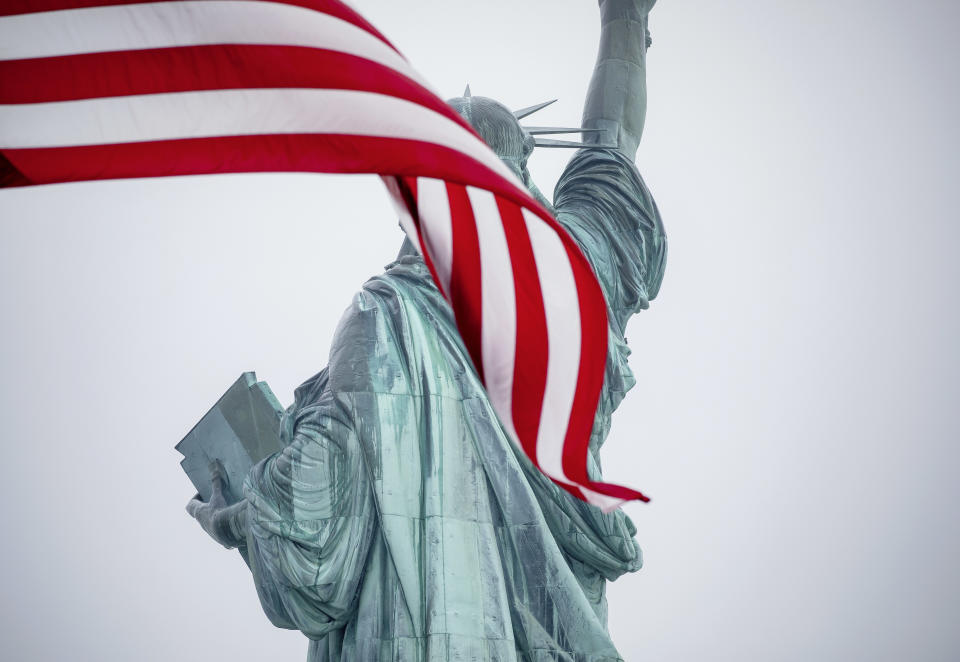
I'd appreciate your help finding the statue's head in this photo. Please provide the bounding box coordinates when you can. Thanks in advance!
[446,87,614,210]
[447,94,535,178]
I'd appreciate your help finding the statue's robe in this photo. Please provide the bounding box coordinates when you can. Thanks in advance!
[242,149,666,661]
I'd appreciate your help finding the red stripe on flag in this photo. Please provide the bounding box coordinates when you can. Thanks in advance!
[1,133,518,194]
[497,198,548,466]
[0,45,476,137]
[562,241,650,503]
[0,0,398,52]
[399,176,419,229]
[560,246,606,485]
[445,182,485,385]
[0,152,30,187]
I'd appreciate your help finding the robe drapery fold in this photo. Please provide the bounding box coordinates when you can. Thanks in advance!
[243,149,665,661]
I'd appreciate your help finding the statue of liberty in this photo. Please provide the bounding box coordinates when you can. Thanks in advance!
[187,1,666,659]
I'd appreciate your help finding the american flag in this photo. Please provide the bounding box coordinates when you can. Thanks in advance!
[0,0,648,510]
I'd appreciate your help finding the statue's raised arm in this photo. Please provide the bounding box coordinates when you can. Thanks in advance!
[583,0,656,160]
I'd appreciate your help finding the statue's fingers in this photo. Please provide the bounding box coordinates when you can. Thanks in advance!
[211,460,230,489]
[209,460,225,488]
[185,494,205,518]
[208,460,229,505]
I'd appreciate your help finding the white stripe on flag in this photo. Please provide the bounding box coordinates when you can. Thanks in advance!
[416,177,454,296]
[468,186,517,436]
[0,0,425,87]
[580,486,626,513]
[522,208,580,487]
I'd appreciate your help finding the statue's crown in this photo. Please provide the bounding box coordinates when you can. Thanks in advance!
[448,85,614,167]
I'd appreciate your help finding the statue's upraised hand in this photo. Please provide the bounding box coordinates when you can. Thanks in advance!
[186,460,247,549]
[599,0,657,12]
[598,0,655,49]
[599,0,657,18]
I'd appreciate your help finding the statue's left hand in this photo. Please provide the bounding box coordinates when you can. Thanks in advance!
[186,460,246,549]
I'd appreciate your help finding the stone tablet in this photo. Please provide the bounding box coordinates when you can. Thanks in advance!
[176,372,285,504]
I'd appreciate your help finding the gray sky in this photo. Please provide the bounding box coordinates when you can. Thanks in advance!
[1,1,958,660]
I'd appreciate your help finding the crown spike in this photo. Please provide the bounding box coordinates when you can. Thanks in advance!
[513,99,557,119]
[463,84,472,97]
[533,137,616,149]
[522,126,606,135]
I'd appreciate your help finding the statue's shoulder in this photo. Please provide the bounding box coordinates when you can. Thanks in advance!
[553,148,667,325]
[555,148,663,238]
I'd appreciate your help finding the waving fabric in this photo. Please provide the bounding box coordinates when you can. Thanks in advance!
[0,0,648,508]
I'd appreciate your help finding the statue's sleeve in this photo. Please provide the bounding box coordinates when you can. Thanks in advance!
[553,148,667,331]
[241,382,376,639]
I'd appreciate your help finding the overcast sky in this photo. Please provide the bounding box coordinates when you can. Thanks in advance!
[1,1,958,660]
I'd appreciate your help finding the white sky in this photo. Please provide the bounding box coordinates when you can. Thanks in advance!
[1,1,958,660]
